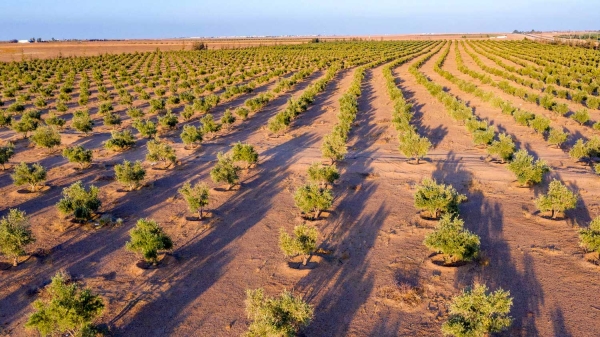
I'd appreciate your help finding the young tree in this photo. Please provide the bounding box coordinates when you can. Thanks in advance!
[26,271,104,337]
[321,132,347,164]
[220,109,236,128]
[103,112,122,128]
[442,284,513,337]
[487,133,515,163]
[31,126,61,150]
[11,115,39,138]
[146,139,177,168]
[0,209,35,266]
[114,160,146,191]
[0,111,12,128]
[307,162,339,188]
[535,179,578,219]
[423,215,480,263]
[231,142,259,168]
[11,162,47,192]
[127,107,145,119]
[45,113,66,128]
[547,128,568,148]
[507,150,549,187]
[104,130,135,151]
[126,218,173,265]
[580,217,600,254]
[0,143,15,169]
[245,288,313,337]
[56,181,101,221]
[178,181,210,219]
[414,179,466,219]
[398,130,432,164]
[133,119,157,139]
[569,139,589,162]
[294,184,333,219]
[529,116,550,135]
[71,110,94,134]
[158,110,178,130]
[200,114,221,138]
[210,152,240,190]
[62,146,93,169]
[235,107,249,120]
[571,108,590,125]
[180,124,203,148]
[279,224,318,265]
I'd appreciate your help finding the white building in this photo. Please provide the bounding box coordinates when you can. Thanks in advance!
[17,40,30,43]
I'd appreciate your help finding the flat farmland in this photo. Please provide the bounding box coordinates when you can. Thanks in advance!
[0,39,599,336]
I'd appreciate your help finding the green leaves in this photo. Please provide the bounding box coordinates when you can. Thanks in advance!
[11,162,47,192]
[535,179,578,218]
[279,224,318,265]
[293,184,333,219]
[178,181,210,219]
[0,209,35,266]
[414,179,466,219]
[424,214,480,263]
[56,181,101,221]
[114,160,146,191]
[507,150,549,187]
[210,152,240,190]
[126,218,173,264]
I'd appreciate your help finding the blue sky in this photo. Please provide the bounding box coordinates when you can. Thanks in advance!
[0,0,597,40]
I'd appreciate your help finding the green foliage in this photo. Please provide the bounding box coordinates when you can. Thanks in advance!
[45,113,66,128]
[279,224,318,265]
[114,160,146,191]
[414,178,466,219]
[424,214,480,263]
[487,133,515,163]
[11,162,47,192]
[220,109,236,127]
[293,184,333,219]
[571,108,590,125]
[133,119,157,139]
[398,130,432,163]
[210,152,240,189]
[535,179,578,218]
[146,139,177,168]
[104,130,135,151]
[181,105,195,121]
[0,143,15,169]
[235,107,250,120]
[56,181,101,221]
[569,139,589,161]
[231,142,258,167]
[307,162,339,187]
[31,126,61,149]
[12,114,39,138]
[103,112,122,128]
[178,182,210,219]
[245,288,313,337]
[507,150,549,186]
[158,110,179,129]
[200,114,221,136]
[579,217,600,254]
[180,124,203,147]
[0,209,35,266]
[547,128,568,148]
[127,107,145,120]
[126,218,173,264]
[71,110,94,134]
[62,146,93,169]
[528,115,550,134]
[26,271,104,337]
[442,284,512,337]
[321,132,347,163]
[0,111,12,128]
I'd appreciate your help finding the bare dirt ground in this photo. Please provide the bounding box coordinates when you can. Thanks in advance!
[1,42,600,336]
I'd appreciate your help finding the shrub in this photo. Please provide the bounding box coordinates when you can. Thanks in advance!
[105,130,135,151]
[127,107,145,119]
[191,42,207,51]
[245,288,313,337]
[487,133,515,163]
[235,107,249,120]
[535,179,578,219]
[178,182,210,219]
[26,271,104,337]
[569,139,589,161]
[424,214,480,263]
[321,132,347,164]
[507,150,549,186]
[414,179,466,219]
[0,209,35,266]
[146,139,177,168]
[200,114,221,137]
[115,160,146,191]
[0,143,15,169]
[210,152,240,190]
[12,115,39,138]
[279,224,318,265]
[398,130,431,164]
[513,109,535,126]
[0,111,12,128]
[71,110,94,134]
[180,124,203,147]
[528,115,550,134]
[149,99,166,113]
[31,126,61,149]
[56,181,101,221]
[158,110,178,130]
[62,146,93,169]
[231,142,258,168]
[126,218,173,264]
[45,113,66,128]
[442,284,512,337]
[220,109,236,128]
[103,112,122,128]
[133,119,157,139]
[98,101,113,114]
[11,162,46,192]
[307,162,339,188]
[293,184,333,219]
[181,105,195,120]
[547,128,568,148]
[553,103,569,116]
[571,108,590,125]
[579,217,600,254]
[472,127,495,147]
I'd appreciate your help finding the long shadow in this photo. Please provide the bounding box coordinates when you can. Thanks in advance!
[551,307,573,337]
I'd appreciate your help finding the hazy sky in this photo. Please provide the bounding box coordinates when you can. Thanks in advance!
[0,0,597,40]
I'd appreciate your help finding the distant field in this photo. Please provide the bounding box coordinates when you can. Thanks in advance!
[1,38,599,336]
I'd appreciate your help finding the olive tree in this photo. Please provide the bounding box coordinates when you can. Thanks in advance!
[547,128,568,148]
[105,130,135,151]
[279,224,318,265]
[398,130,431,164]
[178,181,210,219]
[0,209,35,266]
[71,110,94,134]
[126,218,173,265]
[146,139,177,168]
[507,150,549,187]
[424,215,480,263]
[26,271,104,337]
[535,179,578,219]
[12,115,38,138]
[0,143,15,169]
[231,142,258,168]
[62,146,93,169]
[56,181,101,221]
[414,179,466,219]
[321,132,347,164]
[245,288,313,337]
[294,184,333,219]
[200,114,221,138]
[210,152,240,190]
[180,125,203,148]
[115,160,146,191]
[133,119,157,139]
[487,133,515,163]
[307,162,339,188]
[31,126,61,150]
[579,217,600,254]
[158,110,178,130]
[442,284,512,337]
[11,162,47,192]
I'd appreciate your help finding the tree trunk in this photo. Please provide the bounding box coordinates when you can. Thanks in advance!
[551,209,556,219]
[12,256,18,267]
[314,209,321,219]
[302,254,310,266]
[198,208,203,220]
